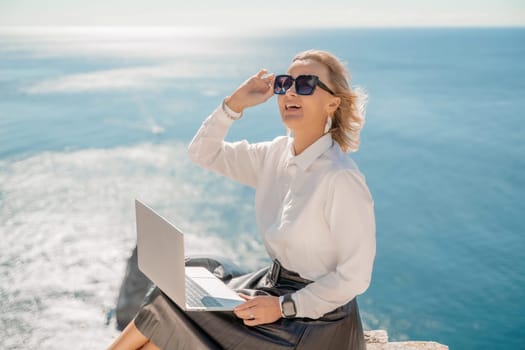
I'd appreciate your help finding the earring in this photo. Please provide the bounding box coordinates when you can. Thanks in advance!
[324,117,332,133]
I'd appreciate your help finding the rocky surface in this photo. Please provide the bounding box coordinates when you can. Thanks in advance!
[365,330,449,350]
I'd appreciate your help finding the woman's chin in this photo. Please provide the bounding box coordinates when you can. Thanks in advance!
[281,113,304,129]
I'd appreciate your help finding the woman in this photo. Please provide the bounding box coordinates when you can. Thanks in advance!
[108,49,376,350]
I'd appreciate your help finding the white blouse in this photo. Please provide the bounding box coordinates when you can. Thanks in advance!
[188,104,376,319]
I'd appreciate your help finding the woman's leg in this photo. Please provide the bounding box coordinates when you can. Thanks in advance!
[138,341,161,350]
[107,320,150,350]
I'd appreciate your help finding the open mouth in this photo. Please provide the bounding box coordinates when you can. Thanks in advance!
[285,103,302,110]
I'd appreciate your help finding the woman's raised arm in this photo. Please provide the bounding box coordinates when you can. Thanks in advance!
[187,70,276,187]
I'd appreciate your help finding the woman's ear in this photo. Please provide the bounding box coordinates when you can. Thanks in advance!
[326,97,341,114]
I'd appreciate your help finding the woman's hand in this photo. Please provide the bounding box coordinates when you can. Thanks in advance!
[233,293,282,326]
[225,69,275,114]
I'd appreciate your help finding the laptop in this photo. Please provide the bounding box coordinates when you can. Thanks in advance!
[135,199,244,311]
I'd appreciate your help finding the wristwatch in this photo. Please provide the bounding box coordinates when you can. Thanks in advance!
[280,294,297,318]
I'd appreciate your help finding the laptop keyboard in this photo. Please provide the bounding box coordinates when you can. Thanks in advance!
[185,276,223,308]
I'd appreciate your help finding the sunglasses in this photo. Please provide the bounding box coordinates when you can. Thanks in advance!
[274,74,335,96]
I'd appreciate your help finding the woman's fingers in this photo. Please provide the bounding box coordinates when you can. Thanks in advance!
[237,309,256,321]
[251,71,275,101]
[251,71,273,91]
[233,296,282,327]
[264,73,275,84]
[226,69,275,112]
[258,70,275,89]
[243,317,259,326]
[263,74,275,99]
[238,293,253,301]
[233,296,258,321]
[256,69,268,78]
[233,303,257,323]
[234,297,257,311]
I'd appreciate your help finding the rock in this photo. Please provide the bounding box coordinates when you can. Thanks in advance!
[366,341,448,350]
[115,246,153,330]
[365,329,389,343]
[364,330,449,350]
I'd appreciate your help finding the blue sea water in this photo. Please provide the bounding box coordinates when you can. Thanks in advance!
[0,26,524,349]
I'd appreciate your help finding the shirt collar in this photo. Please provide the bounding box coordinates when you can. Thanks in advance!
[286,133,334,171]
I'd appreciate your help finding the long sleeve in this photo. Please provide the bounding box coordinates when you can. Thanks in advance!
[292,169,376,319]
[189,106,376,320]
[187,104,270,188]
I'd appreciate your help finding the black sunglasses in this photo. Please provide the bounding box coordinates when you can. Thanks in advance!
[274,74,335,96]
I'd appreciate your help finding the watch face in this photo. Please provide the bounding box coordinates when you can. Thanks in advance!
[283,300,296,316]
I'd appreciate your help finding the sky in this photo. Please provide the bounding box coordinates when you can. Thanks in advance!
[0,0,523,28]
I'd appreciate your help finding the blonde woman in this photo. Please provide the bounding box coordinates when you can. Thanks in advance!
[108,50,376,350]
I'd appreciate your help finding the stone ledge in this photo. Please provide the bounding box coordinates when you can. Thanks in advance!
[365,330,448,350]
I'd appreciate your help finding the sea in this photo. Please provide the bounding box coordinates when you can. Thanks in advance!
[0,26,523,350]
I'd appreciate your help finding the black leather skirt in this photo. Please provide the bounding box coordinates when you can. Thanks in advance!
[134,262,366,350]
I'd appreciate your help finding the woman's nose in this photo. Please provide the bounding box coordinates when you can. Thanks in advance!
[285,83,297,96]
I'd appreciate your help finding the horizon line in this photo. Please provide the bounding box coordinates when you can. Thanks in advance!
[1,24,524,30]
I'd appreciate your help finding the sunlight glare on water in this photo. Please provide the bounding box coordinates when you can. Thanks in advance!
[0,143,266,349]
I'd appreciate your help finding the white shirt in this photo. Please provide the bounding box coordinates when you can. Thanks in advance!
[188,104,376,319]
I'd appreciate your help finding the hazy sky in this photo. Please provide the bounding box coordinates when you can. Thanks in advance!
[0,0,523,27]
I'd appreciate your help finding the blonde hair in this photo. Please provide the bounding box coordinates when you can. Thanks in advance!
[292,50,368,153]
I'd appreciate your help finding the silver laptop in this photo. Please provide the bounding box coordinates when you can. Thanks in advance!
[135,199,244,311]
